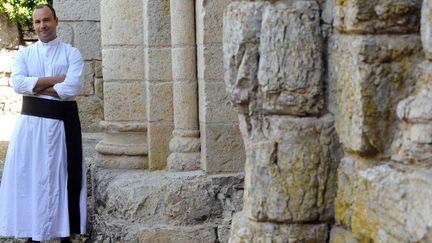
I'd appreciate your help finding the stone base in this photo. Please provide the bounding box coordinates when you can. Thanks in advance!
[92,168,244,242]
[229,212,329,242]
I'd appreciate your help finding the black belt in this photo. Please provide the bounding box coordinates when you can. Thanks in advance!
[21,96,82,234]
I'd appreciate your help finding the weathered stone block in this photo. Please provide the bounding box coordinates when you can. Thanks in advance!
[139,226,217,243]
[229,212,329,243]
[143,0,171,47]
[334,0,421,34]
[101,0,143,46]
[329,34,421,155]
[392,91,432,164]
[146,82,173,123]
[79,61,95,96]
[94,60,103,78]
[77,95,103,132]
[224,2,268,109]
[199,81,238,124]
[144,48,172,81]
[200,122,245,173]
[258,2,323,116]
[335,156,432,242]
[197,44,224,82]
[104,81,146,121]
[94,78,103,99]
[73,22,101,60]
[57,23,73,45]
[54,0,100,21]
[93,168,244,228]
[196,0,233,45]
[147,123,173,170]
[102,47,144,81]
[242,115,341,223]
[224,2,324,116]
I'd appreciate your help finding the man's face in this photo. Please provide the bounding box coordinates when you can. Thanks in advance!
[32,6,58,43]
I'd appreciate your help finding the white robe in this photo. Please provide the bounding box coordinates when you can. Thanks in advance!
[0,38,86,241]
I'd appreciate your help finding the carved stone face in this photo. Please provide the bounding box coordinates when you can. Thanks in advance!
[32,6,58,43]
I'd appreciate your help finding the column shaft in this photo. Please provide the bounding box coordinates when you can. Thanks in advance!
[167,0,200,171]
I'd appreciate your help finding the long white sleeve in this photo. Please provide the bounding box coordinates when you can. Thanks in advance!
[11,50,38,95]
[53,48,84,100]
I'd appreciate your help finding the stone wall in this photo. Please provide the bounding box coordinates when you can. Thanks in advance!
[54,0,103,132]
[328,0,432,242]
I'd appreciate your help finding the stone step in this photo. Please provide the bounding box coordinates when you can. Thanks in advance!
[92,168,244,242]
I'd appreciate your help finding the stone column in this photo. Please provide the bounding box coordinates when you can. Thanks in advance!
[96,0,147,169]
[143,0,173,170]
[224,2,341,242]
[167,0,200,171]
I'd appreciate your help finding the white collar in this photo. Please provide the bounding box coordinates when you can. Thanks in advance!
[38,37,60,47]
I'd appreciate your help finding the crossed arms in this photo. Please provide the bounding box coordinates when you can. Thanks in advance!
[32,76,65,98]
[12,47,83,100]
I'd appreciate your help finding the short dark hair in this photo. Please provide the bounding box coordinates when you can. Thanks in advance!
[33,4,57,19]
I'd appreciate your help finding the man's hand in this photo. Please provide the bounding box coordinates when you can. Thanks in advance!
[33,75,65,93]
[38,87,59,98]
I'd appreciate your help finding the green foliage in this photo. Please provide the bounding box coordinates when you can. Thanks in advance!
[0,0,53,26]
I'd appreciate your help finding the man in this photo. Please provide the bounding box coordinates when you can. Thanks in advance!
[0,4,86,243]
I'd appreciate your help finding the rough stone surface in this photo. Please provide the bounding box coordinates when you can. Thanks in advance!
[102,47,144,81]
[334,0,422,34]
[199,81,238,123]
[77,96,103,132]
[241,115,341,223]
[330,226,359,243]
[103,81,146,122]
[143,0,171,47]
[101,0,143,46]
[73,22,102,60]
[139,226,217,243]
[229,212,329,242]
[329,34,422,156]
[54,0,100,21]
[79,61,95,96]
[223,2,267,112]
[335,156,432,242]
[224,1,324,116]
[0,13,19,49]
[258,2,324,116]
[200,122,245,173]
[92,168,244,242]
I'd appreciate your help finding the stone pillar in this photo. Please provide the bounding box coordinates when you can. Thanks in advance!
[167,0,200,171]
[96,0,147,169]
[143,0,173,170]
[224,2,341,242]
[196,0,245,173]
